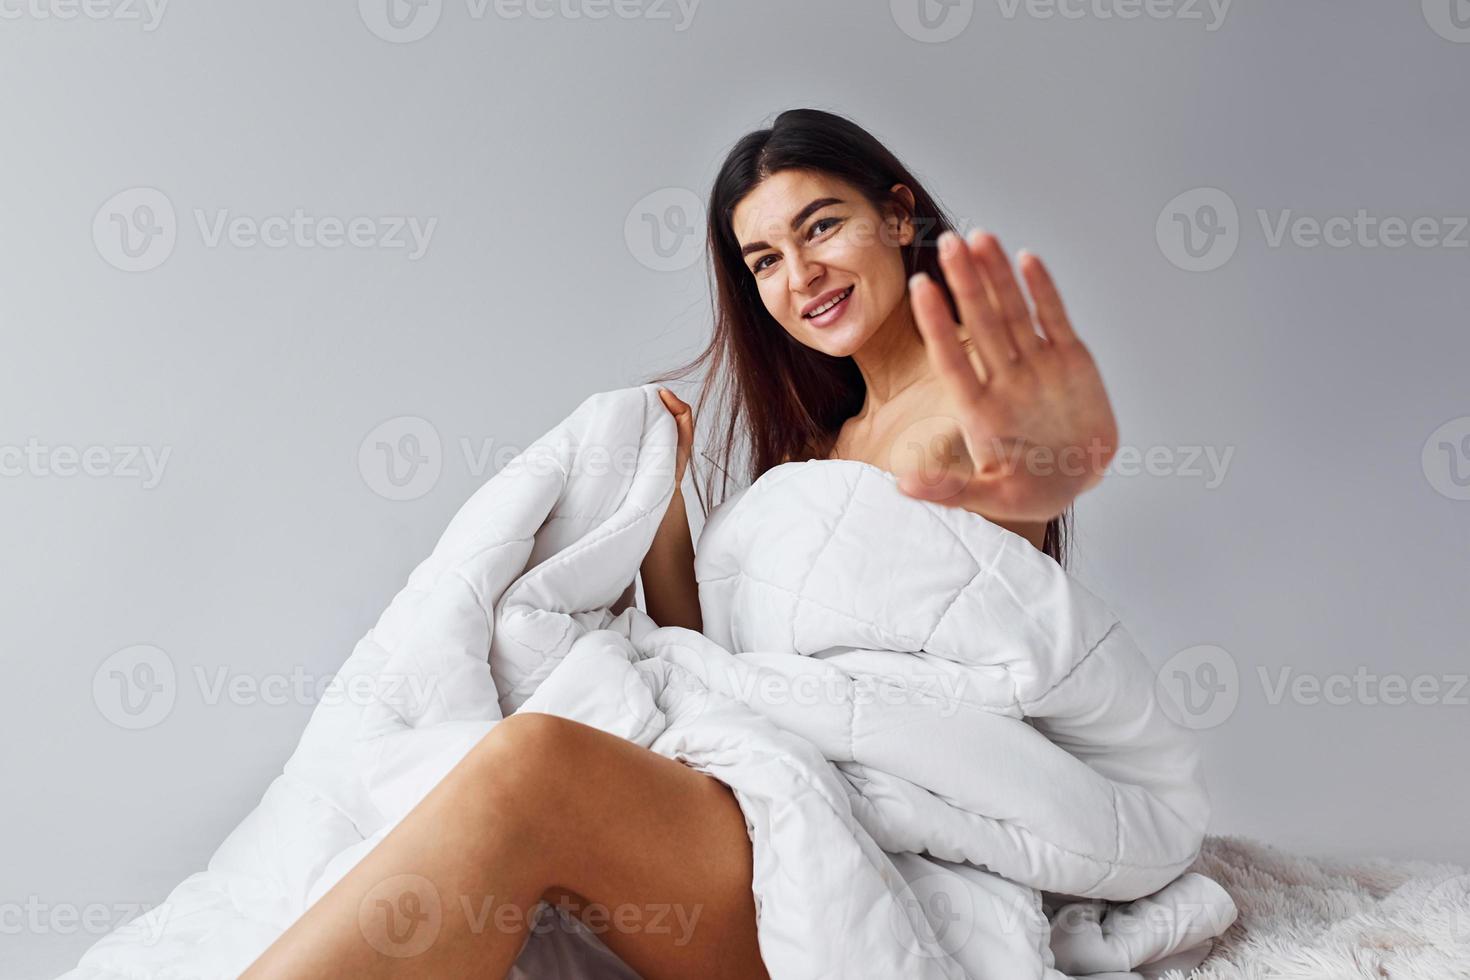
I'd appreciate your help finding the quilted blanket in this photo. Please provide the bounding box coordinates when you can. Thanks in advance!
[60,383,1237,979]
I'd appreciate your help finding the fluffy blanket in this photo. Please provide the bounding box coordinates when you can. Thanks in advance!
[1165,835,1470,980]
[60,383,1238,979]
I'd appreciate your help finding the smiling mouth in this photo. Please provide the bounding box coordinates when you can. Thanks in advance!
[803,285,854,320]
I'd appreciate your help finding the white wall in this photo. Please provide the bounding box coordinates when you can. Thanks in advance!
[3,1,1467,974]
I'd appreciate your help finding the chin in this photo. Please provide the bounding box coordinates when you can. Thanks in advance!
[808,322,870,357]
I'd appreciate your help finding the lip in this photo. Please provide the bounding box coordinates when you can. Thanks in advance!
[801,285,855,327]
[801,285,854,318]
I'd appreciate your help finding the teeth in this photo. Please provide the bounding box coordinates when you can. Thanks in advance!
[806,286,852,318]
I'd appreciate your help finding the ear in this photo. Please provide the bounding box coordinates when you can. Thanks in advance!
[887,183,918,247]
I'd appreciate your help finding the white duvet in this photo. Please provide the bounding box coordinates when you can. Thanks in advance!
[60,383,1237,980]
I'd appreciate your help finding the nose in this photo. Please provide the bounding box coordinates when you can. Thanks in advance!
[786,248,822,294]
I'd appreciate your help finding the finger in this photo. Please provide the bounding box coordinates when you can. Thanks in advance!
[909,270,986,405]
[938,229,1015,372]
[1017,251,1077,345]
[658,387,689,416]
[968,231,1036,355]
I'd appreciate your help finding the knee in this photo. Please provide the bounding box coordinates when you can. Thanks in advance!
[481,710,584,761]
[462,711,585,808]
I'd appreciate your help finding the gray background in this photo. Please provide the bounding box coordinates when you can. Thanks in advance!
[3,1,1467,975]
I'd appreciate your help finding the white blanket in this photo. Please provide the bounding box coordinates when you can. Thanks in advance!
[60,383,1236,979]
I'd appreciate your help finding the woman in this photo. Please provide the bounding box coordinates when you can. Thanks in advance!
[242,107,1118,979]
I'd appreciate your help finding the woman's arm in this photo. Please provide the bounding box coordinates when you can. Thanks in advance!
[639,483,703,632]
[640,388,703,633]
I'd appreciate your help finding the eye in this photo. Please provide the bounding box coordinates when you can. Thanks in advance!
[808,216,841,239]
[748,216,844,276]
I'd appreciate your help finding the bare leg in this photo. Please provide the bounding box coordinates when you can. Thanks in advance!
[240,712,768,980]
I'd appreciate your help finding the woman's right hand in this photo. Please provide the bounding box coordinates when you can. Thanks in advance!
[657,388,695,488]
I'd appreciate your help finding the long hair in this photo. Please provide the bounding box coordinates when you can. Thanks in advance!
[646,107,1071,566]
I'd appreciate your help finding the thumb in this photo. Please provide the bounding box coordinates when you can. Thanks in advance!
[661,390,694,425]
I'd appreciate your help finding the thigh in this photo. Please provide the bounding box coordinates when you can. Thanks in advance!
[497,713,767,980]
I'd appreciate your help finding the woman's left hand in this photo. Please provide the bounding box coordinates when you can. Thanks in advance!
[900,229,1119,522]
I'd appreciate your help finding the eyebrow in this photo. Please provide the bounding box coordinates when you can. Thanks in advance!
[739,197,845,257]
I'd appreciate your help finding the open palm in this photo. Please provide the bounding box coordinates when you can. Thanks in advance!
[900,230,1119,523]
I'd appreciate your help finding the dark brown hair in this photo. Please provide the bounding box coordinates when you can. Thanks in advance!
[647,107,1070,566]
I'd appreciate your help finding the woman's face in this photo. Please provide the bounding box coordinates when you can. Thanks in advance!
[731,169,915,358]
